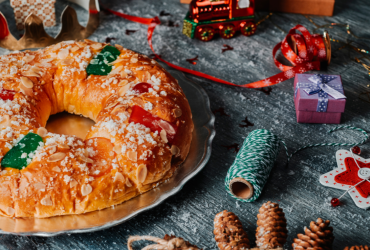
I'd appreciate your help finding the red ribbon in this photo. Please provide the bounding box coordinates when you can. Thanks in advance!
[105,9,327,89]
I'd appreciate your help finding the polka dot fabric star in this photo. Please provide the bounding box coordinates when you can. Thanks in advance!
[320,150,370,209]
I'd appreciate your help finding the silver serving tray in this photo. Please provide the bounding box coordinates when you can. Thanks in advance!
[0,64,216,236]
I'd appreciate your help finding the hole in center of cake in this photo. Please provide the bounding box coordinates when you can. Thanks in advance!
[45,112,95,140]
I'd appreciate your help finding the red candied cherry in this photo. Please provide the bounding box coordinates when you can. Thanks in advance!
[132,82,152,94]
[351,146,361,155]
[0,89,15,101]
[331,198,340,207]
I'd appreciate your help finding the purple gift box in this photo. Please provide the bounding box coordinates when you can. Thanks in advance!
[294,74,346,124]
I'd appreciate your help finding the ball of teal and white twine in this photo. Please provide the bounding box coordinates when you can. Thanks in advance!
[225,126,369,202]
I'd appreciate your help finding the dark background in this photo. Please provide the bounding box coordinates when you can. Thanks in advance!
[0,0,370,249]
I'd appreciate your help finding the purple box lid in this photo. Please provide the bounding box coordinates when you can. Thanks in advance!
[294,74,346,113]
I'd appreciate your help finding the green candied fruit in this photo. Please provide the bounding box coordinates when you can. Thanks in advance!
[1,133,43,170]
[86,45,121,76]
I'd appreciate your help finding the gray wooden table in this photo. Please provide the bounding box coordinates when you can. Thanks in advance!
[1,0,370,249]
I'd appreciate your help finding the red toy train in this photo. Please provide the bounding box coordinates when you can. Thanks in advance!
[182,0,256,41]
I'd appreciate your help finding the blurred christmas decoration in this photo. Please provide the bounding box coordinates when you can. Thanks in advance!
[127,234,200,250]
[182,0,257,41]
[10,0,56,30]
[320,148,370,209]
[214,210,250,250]
[292,218,334,250]
[0,0,99,51]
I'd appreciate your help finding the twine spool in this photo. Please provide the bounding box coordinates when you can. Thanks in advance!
[225,129,282,202]
[225,126,368,202]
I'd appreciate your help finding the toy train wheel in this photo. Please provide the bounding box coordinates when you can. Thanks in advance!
[195,26,215,42]
[220,24,236,39]
[241,21,256,36]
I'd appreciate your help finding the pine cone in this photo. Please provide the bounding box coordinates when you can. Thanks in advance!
[163,235,201,249]
[214,210,250,250]
[344,246,369,250]
[292,218,334,250]
[256,201,288,249]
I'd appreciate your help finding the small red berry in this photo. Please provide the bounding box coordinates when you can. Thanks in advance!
[352,146,361,155]
[331,198,340,207]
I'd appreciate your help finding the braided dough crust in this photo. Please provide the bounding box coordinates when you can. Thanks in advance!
[0,40,193,218]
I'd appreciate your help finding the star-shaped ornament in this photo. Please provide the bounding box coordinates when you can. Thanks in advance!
[320,149,370,209]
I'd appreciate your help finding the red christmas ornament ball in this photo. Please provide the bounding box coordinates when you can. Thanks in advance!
[352,146,361,155]
[331,198,340,207]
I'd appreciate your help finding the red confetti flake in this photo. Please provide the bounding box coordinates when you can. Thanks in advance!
[213,107,230,117]
[331,198,340,207]
[256,87,273,95]
[222,44,234,53]
[186,55,198,65]
[125,29,138,35]
[239,116,254,128]
[105,37,116,43]
[159,10,171,16]
[223,143,240,153]
[0,89,15,101]
[352,146,361,155]
[132,82,152,94]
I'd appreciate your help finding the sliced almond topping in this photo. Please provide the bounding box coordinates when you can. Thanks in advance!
[80,156,94,164]
[160,129,168,143]
[112,105,124,115]
[70,179,78,188]
[58,143,70,149]
[174,108,182,118]
[70,46,79,53]
[19,81,33,96]
[137,164,147,183]
[41,58,54,63]
[0,115,10,129]
[7,207,15,216]
[60,58,74,65]
[91,43,103,50]
[113,145,121,154]
[48,152,66,162]
[22,70,40,77]
[109,65,123,75]
[34,182,46,191]
[118,80,128,86]
[159,120,176,135]
[57,48,69,59]
[120,71,128,78]
[114,172,125,182]
[171,145,180,156]
[37,127,47,137]
[52,166,61,172]
[81,184,92,196]
[115,44,123,50]
[142,71,151,82]
[127,151,137,162]
[119,84,131,96]
[23,55,35,63]
[20,76,33,88]
[125,178,132,187]
[41,194,53,206]
[108,58,125,65]
[130,57,138,63]
[106,101,120,109]
[53,43,62,50]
